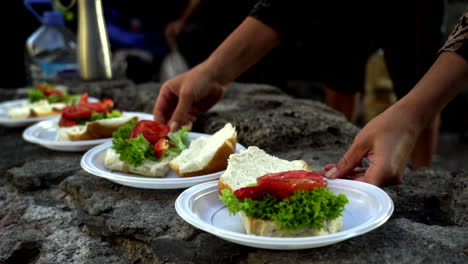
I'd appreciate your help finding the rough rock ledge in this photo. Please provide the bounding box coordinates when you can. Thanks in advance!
[0,81,466,264]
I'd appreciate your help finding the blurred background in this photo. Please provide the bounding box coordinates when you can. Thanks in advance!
[1,0,467,170]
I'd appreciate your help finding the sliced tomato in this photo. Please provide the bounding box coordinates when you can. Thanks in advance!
[62,102,109,119]
[37,83,64,96]
[257,170,327,193]
[234,170,327,201]
[130,120,170,144]
[153,138,173,158]
[58,116,77,127]
[78,92,89,105]
[234,185,266,200]
[101,98,114,108]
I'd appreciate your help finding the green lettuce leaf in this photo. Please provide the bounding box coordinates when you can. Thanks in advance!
[113,134,151,167]
[111,121,188,166]
[90,110,122,121]
[28,86,80,105]
[112,119,138,148]
[219,188,349,231]
[28,88,45,103]
[163,126,189,158]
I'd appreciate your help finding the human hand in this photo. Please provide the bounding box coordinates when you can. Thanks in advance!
[153,64,227,131]
[322,104,422,187]
[164,19,185,41]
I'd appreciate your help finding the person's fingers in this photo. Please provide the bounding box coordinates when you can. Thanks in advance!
[168,89,195,131]
[318,164,337,177]
[354,161,401,187]
[325,139,368,179]
[153,84,178,124]
[321,166,367,179]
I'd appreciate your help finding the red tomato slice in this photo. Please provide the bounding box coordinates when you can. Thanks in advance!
[257,170,327,193]
[130,120,170,144]
[101,98,114,108]
[62,105,94,119]
[153,138,173,158]
[58,116,77,127]
[62,102,109,119]
[233,170,327,201]
[37,83,64,96]
[234,185,267,200]
[78,93,88,105]
[234,185,293,201]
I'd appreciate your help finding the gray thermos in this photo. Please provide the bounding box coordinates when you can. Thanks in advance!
[77,0,112,80]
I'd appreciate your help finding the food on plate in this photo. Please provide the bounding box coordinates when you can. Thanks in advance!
[104,120,189,177]
[169,123,237,177]
[104,122,237,178]
[8,83,82,118]
[219,146,349,237]
[55,96,137,141]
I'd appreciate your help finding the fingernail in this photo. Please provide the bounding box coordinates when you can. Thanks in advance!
[325,167,338,178]
[185,121,193,130]
[170,121,179,132]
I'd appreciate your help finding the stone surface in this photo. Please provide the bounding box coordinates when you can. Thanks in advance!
[0,81,466,263]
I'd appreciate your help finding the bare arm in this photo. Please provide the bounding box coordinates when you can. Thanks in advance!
[325,51,468,186]
[155,16,282,130]
[397,51,468,131]
[200,16,282,85]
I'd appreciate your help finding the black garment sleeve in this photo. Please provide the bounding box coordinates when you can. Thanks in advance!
[440,9,468,60]
[248,0,326,38]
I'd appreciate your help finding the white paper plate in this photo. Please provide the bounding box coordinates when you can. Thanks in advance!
[81,135,247,189]
[0,97,99,127]
[175,180,394,250]
[22,112,153,152]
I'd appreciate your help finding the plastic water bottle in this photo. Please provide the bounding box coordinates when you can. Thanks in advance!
[24,0,79,85]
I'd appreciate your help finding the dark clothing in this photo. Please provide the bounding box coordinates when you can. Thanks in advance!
[250,0,445,99]
[440,9,468,60]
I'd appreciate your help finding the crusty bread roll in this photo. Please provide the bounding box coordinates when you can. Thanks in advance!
[56,115,138,141]
[218,146,343,237]
[169,123,237,177]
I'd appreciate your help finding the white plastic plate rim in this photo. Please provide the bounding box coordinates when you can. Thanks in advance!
[175,180,394,249]
[0,97,99,127]
[22,112,153,149]
[80,135,247,189]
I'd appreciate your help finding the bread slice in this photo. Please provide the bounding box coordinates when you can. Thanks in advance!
[218,146,310,193]
[56,115,138,141]
[240,212,343,237]
[104,148,172,177]
[169,123,237,177]
[218,146,343,237]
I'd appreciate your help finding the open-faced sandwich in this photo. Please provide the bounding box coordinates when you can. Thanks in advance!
[8,82,83,118]
[55,94,137,141]
[219,146,348,237]
[104,122,237,178]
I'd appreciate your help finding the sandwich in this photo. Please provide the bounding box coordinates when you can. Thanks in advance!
[219,146,348,237]
[55,95,137,141]
[104,122,237,178]
[169,123,237,177]
[104,119,189,177]
[8,82,83,118]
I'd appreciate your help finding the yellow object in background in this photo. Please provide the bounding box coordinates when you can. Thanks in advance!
[363,49,397,124]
